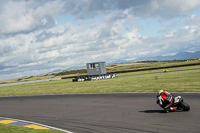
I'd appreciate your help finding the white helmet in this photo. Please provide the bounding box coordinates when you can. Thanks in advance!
[158,89,164,95]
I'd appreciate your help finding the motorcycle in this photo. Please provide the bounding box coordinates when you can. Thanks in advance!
[157,95,190,112]
[173,96,190,111]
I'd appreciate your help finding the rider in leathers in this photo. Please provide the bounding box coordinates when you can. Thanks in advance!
[157,89,177,112]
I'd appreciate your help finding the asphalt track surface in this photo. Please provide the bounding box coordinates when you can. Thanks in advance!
[0,93,200,133]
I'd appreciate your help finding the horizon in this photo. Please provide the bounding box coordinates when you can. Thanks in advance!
[1,52,199,82]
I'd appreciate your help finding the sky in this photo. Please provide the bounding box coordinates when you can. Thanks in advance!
[1,0,200,81]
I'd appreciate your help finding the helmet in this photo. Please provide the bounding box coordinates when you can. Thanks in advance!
[158,89,164,95]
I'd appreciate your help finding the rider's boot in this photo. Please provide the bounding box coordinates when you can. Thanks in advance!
[170,107,177,112]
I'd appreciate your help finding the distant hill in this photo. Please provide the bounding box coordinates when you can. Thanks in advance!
[136,51,200,61]
[50,66,85,74]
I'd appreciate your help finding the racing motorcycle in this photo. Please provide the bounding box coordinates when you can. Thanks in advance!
[173,96,190,111]
[157,95,190,112]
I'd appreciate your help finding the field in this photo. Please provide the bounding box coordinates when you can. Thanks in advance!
[0,65,199,97]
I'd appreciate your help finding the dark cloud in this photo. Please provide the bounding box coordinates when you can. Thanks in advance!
[63,0,148,19]
[63,0,200,19]
[0,45,13,56]
[36,30,63,43]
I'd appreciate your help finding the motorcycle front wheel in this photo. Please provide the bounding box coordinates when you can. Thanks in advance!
[179,101,190,111]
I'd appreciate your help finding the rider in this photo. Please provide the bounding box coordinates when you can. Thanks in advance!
[157,89,177,112]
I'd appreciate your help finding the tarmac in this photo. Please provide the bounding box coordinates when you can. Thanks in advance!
[0,93,199,133]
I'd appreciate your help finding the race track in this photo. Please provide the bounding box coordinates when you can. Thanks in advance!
[0,93,199,133]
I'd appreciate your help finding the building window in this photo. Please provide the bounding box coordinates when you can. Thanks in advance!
[90,63,99,69]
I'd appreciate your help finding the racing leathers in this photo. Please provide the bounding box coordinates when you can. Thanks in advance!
[157,91,176,112]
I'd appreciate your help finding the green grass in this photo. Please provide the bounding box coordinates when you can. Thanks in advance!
[0,65,199,97]
[0,123,65,133]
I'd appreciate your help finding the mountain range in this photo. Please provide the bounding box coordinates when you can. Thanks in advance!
[110,51,200,64]
[135,51,200,61]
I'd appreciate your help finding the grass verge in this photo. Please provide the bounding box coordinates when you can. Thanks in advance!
[0,123,65,133]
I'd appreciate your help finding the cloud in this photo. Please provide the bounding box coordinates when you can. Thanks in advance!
[0,0,200,81]
[63,0,200,19]
[0,0,63,34]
